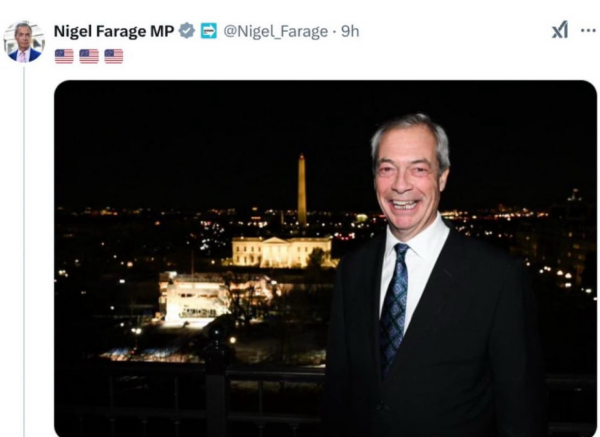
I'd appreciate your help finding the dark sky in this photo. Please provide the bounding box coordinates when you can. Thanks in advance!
[55,81,596,212]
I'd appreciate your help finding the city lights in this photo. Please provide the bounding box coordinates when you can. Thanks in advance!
[56,198,595,368]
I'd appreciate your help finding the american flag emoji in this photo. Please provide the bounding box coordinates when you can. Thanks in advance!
[79,49,99,64]
[55,49,74,64]
[104,49,123,64]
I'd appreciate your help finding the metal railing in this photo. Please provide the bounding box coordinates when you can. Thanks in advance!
[55,328,596,437]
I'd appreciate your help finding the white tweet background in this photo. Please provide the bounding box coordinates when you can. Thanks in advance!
[0,1,598,436]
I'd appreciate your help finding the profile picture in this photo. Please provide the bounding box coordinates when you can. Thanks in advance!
[4,21,45,63]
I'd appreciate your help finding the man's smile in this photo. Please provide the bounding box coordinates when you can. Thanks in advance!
[390,200,419,210]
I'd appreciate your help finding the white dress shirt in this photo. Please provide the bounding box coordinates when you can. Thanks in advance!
[379,212,450,334]
[16,47,31,62]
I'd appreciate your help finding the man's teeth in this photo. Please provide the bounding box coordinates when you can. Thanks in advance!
[392,200,417,210]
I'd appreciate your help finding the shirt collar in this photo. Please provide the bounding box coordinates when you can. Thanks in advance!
[384,212,449,261]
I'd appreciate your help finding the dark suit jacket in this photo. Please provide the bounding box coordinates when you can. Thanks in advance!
[324,229,547,437]
[9,48,42,62]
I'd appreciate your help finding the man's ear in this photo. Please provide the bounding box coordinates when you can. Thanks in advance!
[439,167,450,192]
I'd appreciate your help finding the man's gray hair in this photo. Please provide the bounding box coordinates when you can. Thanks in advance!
[14,22,32,37]
[371,113,450,176]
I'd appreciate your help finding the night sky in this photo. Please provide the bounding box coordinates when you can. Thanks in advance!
[55,81,597,212]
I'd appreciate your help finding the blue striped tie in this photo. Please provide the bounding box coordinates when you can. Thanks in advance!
[380,243,409,378]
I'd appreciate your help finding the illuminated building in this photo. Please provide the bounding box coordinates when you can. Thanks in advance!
[232,236,333,268]
[231,153,333,268]
[512,199,596,287]
[159,272,230,324]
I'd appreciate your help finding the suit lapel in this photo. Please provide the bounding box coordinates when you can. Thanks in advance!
[363,234,386,385]
[383,229,467,381]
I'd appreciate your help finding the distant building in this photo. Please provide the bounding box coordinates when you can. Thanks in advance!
[230,154,334,269]
[512,199,596,288]
[232,236,333,268]
[159,272,230,324]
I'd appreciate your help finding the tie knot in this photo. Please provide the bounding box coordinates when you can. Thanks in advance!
[394,243,409,258]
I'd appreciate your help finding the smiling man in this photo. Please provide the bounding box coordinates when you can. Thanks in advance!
[324,114,546,437]
[9,23,42,63]
[373,122,449,242]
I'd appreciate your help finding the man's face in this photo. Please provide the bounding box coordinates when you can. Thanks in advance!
[15,26,32,51]
[374,125,449,242]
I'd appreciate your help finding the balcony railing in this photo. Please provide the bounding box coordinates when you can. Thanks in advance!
[55,329,596,437]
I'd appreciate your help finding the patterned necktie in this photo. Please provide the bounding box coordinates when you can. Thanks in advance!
[19,51,26,63]
[380,243,409,377]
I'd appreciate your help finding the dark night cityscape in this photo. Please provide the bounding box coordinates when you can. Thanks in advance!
[55,81,596,437]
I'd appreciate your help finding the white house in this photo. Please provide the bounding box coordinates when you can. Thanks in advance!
[231,236,332,268]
